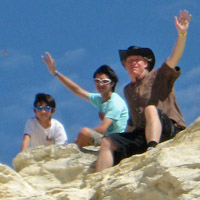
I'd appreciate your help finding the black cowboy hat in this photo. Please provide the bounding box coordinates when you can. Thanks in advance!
[119,46,155,71]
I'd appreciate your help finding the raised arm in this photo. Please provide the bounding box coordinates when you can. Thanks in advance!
[166,10,192,68]
[41,52,89,102]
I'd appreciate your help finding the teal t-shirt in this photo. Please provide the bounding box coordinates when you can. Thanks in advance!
[89,92,128,136]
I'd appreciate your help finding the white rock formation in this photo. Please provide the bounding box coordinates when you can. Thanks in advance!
[0,117,200,199]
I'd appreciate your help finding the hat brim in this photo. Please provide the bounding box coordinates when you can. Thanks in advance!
[119,47,155,71]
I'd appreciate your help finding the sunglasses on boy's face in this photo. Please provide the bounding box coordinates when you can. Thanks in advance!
[94,78,112,85]
[34,106,53,112]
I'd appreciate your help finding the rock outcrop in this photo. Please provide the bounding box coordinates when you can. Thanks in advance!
[0,117,200,200]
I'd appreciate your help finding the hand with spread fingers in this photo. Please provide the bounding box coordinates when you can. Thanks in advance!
[175,10,192,35]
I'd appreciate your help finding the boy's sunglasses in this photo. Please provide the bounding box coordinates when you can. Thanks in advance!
[94,78,112,85]
[34,106,53,112]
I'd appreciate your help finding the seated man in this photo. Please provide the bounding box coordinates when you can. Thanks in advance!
[96,10,191,172]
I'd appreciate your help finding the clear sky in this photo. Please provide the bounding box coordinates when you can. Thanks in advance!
[0,0,199,167]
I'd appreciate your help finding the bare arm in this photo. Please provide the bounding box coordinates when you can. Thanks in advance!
[166,10,192,68]
[21,134,31,151]
[93,118,113,135]
[41,52,89,102]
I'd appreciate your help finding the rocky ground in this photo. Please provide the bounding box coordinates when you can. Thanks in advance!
[0,117,200,200]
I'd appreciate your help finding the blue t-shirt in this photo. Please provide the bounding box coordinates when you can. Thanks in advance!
[89,92,128,136]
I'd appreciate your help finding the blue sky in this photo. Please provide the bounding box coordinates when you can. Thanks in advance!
[0,0,199,167]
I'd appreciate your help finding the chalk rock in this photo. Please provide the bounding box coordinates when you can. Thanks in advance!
[0,163,52,199]
[0,117,200,199]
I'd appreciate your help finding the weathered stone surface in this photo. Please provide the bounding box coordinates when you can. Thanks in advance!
[0,117,200,199]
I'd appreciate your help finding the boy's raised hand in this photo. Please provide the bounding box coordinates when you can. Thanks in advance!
[175,10,192,34]
[41,52,57,75]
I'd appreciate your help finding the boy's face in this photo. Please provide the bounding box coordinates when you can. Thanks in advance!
[34,101,55,121]
[94,73,114,95]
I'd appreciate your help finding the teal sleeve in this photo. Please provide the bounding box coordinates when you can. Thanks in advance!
[88,93,102,109]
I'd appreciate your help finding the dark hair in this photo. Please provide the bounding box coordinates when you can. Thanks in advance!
[93,65,119,92]
[33,93,56,108]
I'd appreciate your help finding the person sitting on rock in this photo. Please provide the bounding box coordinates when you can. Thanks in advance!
[21,93,68,151]
[95,10,191,172]
[41,55,128,147]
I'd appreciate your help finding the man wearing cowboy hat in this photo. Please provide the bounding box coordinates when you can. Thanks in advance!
[96,10,192,172]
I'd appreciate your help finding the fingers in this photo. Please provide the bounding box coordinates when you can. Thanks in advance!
[183,10,192,22]
[41,55,47,64]
[41,52,55,66]
[41,52,57,75]
[178,10,192,24]
[174,10,192,34]
[45,52,52,61]
[41,52,51,62]
[174,16,178,24]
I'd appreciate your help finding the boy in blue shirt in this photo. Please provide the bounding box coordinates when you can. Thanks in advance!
[42,53,128,147]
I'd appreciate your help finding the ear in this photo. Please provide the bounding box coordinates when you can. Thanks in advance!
[33,109,36,114]
[110,82,115,91]
[111,82,115,87]
[51,108,56,114]
[143,60,148,69]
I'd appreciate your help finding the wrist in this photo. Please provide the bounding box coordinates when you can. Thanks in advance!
[53,70,60,77]
[178,32,187,37]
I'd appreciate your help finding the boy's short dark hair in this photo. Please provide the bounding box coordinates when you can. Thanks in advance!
[33,93,56,108]
[93,65,119,92]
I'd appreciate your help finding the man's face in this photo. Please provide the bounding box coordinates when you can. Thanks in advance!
[123,55,148,79]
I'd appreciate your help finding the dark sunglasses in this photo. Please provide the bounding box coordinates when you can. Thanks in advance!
[34,106,53,112]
